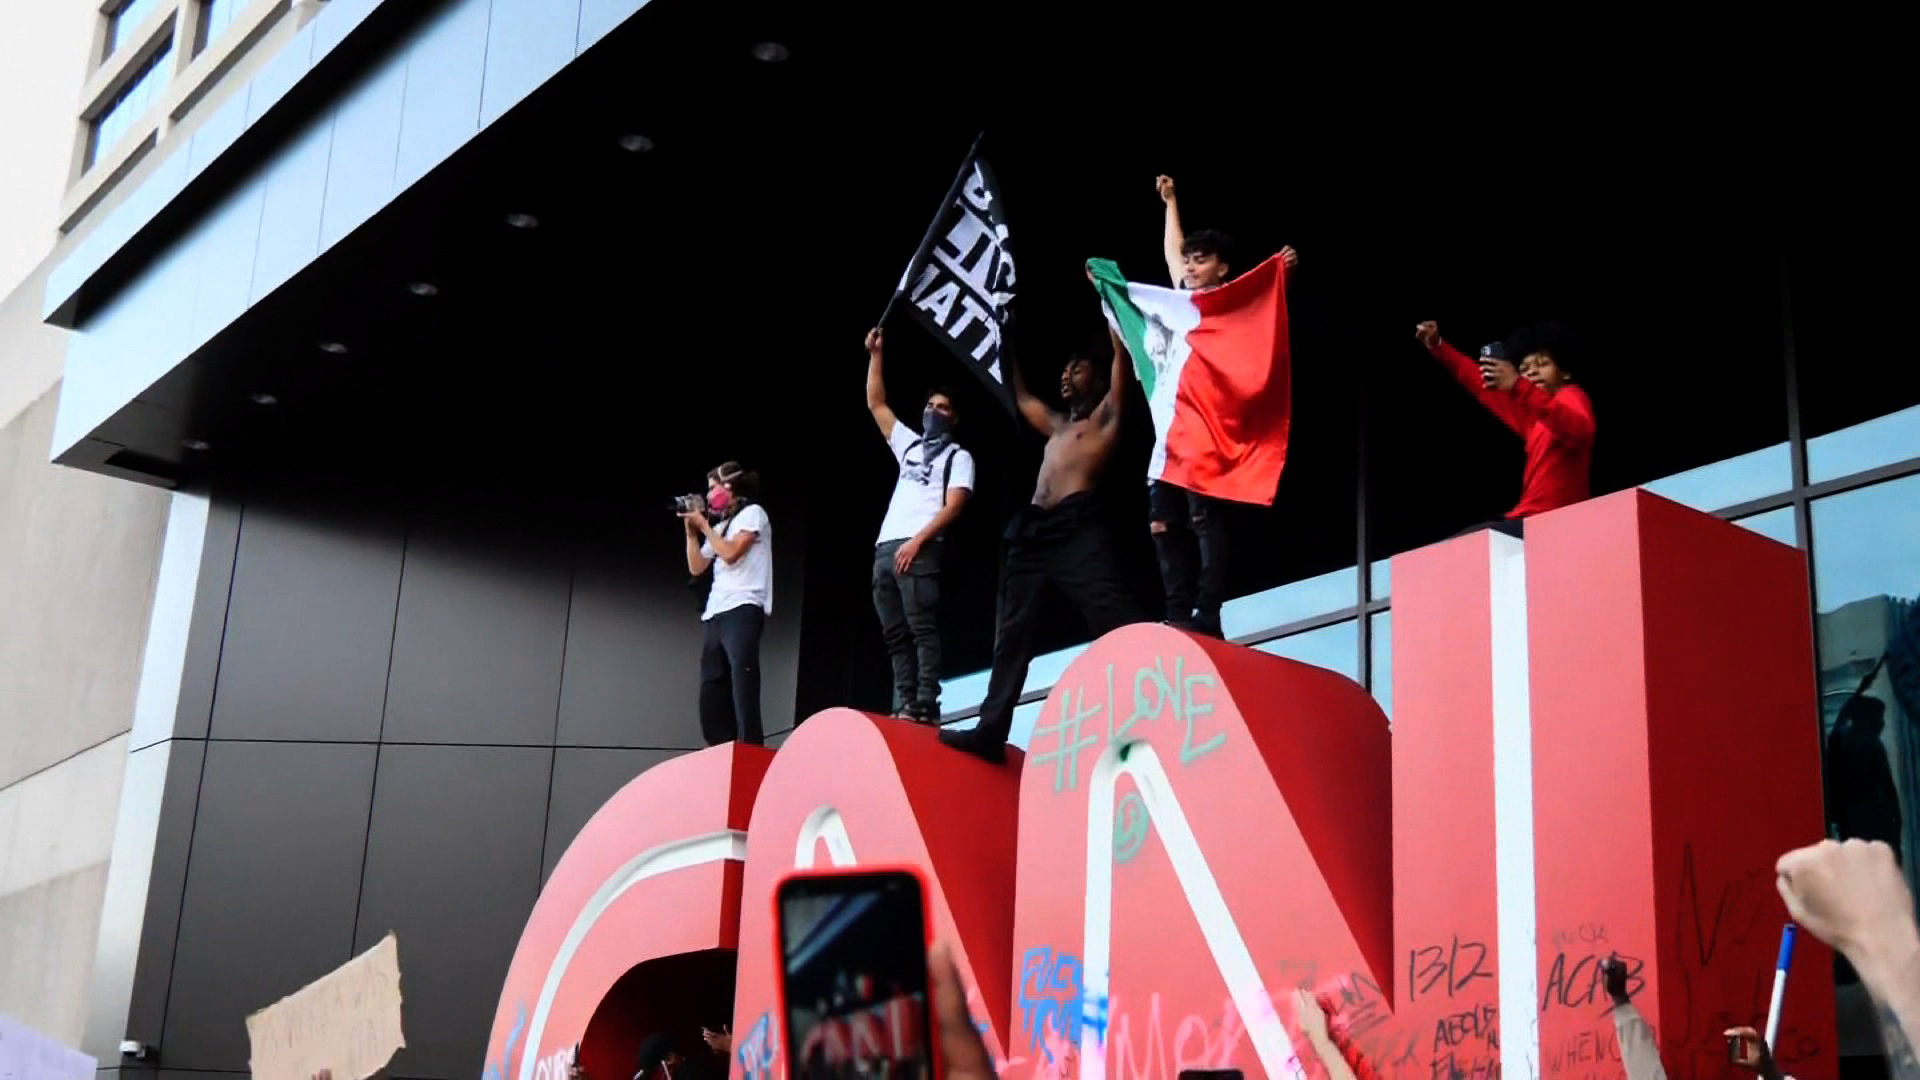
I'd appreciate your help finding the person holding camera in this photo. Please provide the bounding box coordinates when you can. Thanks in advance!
[864,328,975,723]
[1413,319,1596,534]
[680,462,770,746]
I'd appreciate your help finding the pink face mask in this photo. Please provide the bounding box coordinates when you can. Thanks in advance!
[707,486,732,513]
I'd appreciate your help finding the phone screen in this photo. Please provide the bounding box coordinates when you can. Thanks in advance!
[777,870,934,1079]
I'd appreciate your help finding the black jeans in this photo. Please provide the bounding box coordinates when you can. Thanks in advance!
[1149,481,1228,634]
[699,603,766,746]
[975,494,1143,744]
[873,538,943,713]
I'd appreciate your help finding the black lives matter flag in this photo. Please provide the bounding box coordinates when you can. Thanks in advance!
[889,140,1017,413]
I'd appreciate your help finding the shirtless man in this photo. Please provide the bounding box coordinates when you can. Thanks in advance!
[940,326,1144,762]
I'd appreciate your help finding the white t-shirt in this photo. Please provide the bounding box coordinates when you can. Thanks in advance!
[876,423,975,545]
[701,503,772,619]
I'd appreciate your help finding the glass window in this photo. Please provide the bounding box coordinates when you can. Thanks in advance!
[1006,700,1046,751]
[1368,558,1390,602]
[1734,506,1796,547]
[1809,473,1920,878]
[196,0,241,54]
[1370,611,1392,719]
[87,40,172,169]
[1809,404,1920,485]
[1253,620,1359,682]
[1643,442,1791,513]
[1223,567,1358,640]
[104,0,164,60]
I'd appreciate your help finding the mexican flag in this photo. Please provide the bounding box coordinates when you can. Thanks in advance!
[1088,253,1292,505]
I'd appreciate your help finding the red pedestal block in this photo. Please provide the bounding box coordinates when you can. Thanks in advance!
[729,708,1023,1078]
[1527,491,1833,1080]
[480,743,771,1080]
[1009,624,1394,1079]
[483,488,1835,1080]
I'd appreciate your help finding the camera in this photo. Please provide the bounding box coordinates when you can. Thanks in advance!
[1480,342,1506,360]
[672,493,706,516]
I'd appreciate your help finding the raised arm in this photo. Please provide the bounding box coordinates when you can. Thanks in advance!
[1008,357,1058,437]
[1158,175,1185,285]
[1097,325,1130,428]
[1415,321,1529,435]
[864,328,898,439]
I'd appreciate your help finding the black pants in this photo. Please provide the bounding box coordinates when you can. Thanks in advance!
[975,495,1143,744]
[872,538,943,713]
[699,604,766,746]
[1149,481,1228,634]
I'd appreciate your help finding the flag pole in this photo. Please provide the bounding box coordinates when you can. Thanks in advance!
[876,131,986,328]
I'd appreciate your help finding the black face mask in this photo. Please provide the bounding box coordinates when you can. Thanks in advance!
[922,406,953,441]
[916,406,954,482]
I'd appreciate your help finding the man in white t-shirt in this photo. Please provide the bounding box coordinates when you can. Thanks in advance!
[681,461,772,746]
[865,328,975,722]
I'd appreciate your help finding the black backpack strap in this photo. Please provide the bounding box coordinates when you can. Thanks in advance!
[906,438,959,496]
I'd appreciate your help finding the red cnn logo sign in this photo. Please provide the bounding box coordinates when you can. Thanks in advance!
[488,491,1836,1079]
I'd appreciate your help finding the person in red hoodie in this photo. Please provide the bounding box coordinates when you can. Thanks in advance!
[1414,319,1596,535]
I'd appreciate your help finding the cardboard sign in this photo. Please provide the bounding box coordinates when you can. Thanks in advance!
[246,933,406,1080]
[0,1012,95,1080]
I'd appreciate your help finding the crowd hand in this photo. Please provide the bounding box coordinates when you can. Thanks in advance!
[1479,355,1519,391]
[1414,321,1442,352]
[1602,954,1632,1007]
[1279,245,1299,269]
[866,327,884,354]
[1777,839,1920,974]
[1293,988,1332,1045]
[894,537,924,575]
[1724,1026,1785,1080]
[1156,174,1176,203]
[929,943,996,1079]
[702,1025,732,1055]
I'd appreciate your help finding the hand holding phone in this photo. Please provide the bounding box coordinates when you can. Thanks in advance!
[776,868,938,1078]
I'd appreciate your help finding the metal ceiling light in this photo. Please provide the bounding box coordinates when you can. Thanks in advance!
[618,134,655,153]
[408,281,440,297]
[249,392,278,406]
[750,41,789,62]
[181,438,210,452]
[505,212,539,229]
[318,341,349,355]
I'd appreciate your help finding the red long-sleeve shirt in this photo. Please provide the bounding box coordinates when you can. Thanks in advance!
[1433,342,1595,519]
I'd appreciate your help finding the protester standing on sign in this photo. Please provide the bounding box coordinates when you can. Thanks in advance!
[1414,319,1596,533]
[940,326,1143,764]
[864,327,975,722]
[1140,175,1299,635]
[681,462,771,746]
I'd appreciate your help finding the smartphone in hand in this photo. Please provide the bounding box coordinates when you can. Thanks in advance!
[775,868,937,1078]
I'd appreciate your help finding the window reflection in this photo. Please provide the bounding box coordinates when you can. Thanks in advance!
[1734,507,1796,547]
[1370,612,1392,720]
[1643,442,1791,513]
[1811,475,1920,888]
[1809,404,1920,484]
[88,40,172,168]
[1006,700,1045,751]
[1253,620,1359,681]
[1222,567,1358,640]
[104,0,163,60]
[197,0,241,54]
